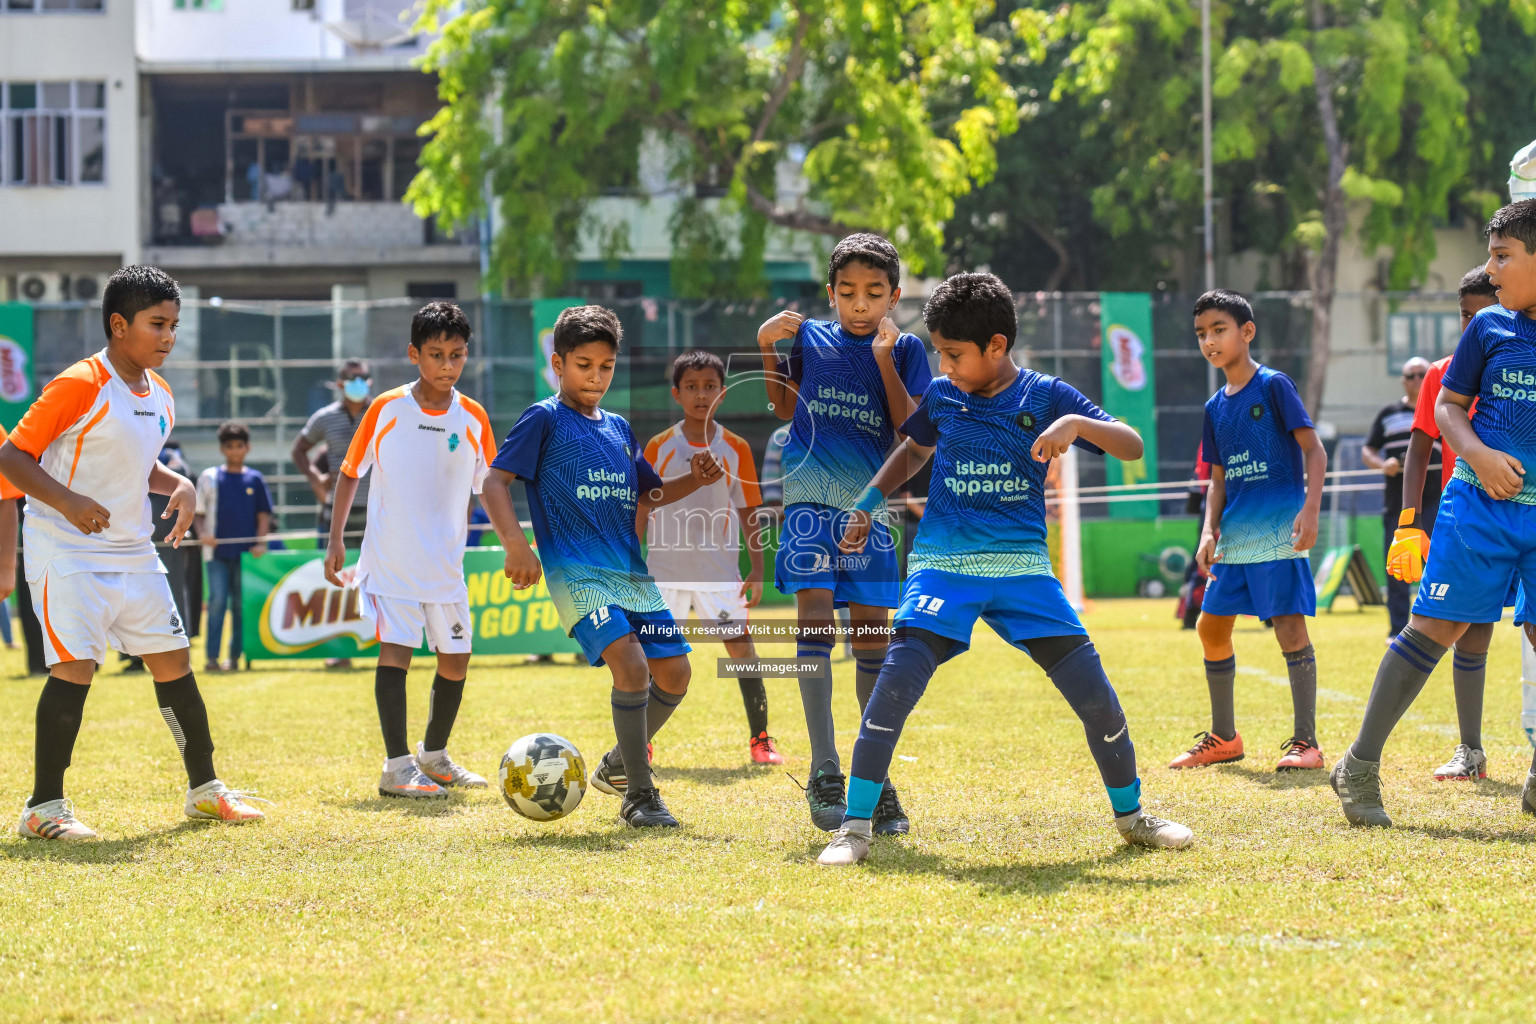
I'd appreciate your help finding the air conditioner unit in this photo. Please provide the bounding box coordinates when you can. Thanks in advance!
[15,272,62,303]
[61,273,109,303]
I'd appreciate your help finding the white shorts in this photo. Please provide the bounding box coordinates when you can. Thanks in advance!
[362,592,473,654]
[32,568,189,667]
[658,586,750,639]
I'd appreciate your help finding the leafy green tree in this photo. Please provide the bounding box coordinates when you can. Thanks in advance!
[1015,0,1532,411]
[408,0,1020,296]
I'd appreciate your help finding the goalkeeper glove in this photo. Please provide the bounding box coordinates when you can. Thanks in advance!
[1387,508,1430,583]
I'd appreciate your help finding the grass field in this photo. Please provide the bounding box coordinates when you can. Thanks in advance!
[4,597,1536,1022]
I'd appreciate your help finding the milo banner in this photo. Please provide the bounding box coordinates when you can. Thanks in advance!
[531,298,584,399]
[1098,292,1159,518]
[242,548,580,660]
[0,303,36,430]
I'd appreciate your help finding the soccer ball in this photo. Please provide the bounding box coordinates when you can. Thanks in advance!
[499,733,587,821]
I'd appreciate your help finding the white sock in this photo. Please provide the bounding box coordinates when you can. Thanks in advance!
[383,753,415,772]
[419,747,446,761]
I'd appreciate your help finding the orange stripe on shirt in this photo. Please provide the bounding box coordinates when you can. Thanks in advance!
[371,417,398,476]
[644,426,673,469]
[8,360,108,458]
[0,425,19,500]
[339,388,404,477]
[723,429,763,507]
[66,402,111,488]
[462,396,495,458]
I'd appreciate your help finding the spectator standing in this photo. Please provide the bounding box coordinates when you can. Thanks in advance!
[292,359,372,669]
[1363,356,1439,637]
[195,421,273,671]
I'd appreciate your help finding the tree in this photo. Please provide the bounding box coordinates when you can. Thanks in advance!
[1017,0,1526,411]
[408,0,1020,296]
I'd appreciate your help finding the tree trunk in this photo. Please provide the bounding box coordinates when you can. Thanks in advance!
[1306,1,1347,416]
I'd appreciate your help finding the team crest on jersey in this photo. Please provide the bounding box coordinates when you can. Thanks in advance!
[1016,412,1035,430]
[448,432,460,452]
[159,414,167,435]
[1250,404,1263,420]
[625,443,633,459]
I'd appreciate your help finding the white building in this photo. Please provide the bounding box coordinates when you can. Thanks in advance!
[0,0,142,301]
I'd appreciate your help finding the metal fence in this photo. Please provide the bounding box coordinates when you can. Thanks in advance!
[28,289,1454,532]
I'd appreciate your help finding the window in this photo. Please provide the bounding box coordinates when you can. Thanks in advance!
[2,0,103,11]
[1,81,107,186]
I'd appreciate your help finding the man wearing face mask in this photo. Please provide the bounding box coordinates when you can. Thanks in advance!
[293,359,374,667]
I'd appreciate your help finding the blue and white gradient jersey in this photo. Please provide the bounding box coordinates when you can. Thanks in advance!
[491,397,668,631]
[901,369,1112,577]
[779,318,932,510]
[1442,305,1536,505]
[1200,365,1313,564]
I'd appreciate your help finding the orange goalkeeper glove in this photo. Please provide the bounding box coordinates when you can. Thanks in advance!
[1387,508,1430,583]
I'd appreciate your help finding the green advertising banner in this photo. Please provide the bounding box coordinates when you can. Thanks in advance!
[531,298,584,399]
[1098,292,1159,518]
[0,303,37,430]
[241,548,581,660]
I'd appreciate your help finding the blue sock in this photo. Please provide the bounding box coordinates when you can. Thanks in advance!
[1106,779,1143,818]
[845,635,940,820]
[854,647,888,711]
[1045,642,1139,813]
[796,638,837,771]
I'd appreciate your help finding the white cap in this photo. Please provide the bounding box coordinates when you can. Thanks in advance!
[1512,139,1536,203]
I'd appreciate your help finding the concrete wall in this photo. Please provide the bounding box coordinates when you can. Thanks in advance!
[0,0,141,268]
[135,0,434,63]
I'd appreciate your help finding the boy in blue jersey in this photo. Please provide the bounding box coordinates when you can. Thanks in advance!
[817,273,1193,865]
[756,233,932,833]
[482,305,724,828]
[1169,290,1328,774]
[1332,200,1536,826]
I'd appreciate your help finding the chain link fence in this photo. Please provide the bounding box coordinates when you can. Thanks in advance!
[28,290,1455,532]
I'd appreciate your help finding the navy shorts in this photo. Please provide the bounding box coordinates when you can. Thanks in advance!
[774,503,899,608]
[571,605,691,668]
[1416,478,1536,624]
[893,568,1085,662]
[1201,558,1316,619]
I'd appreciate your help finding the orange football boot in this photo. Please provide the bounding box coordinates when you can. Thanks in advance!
[1167,730,1244,768]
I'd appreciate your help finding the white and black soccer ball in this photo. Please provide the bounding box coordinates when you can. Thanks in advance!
[499,733,587,821]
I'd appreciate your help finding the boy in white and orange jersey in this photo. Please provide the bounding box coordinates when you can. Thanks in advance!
[324,301,514,799]
[640,350,781,766]
[0,266,266,840]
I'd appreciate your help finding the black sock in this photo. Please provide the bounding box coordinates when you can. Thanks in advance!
[154,672,217,788]
[1451,649,1486,750]
[1352,626,1448,762]
[30,677,89,806]
[611,687,652,792]
[738,676,768,737]
[375,666,410,759]
[1283,644,1318,746]
[422,673,465,753]
[645,680,686,740]
[1204,655,1237,741]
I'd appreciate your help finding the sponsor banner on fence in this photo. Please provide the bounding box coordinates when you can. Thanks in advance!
[1098,292,1159,518]
[242,548,581,660]
[532,298,584,399]
[0,303,36,431]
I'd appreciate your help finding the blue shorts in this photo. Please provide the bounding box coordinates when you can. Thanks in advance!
[1201,558,1316,619]
[571,605,691,668]
[774,503,899,608]
[893,568,1085,661]
[1415,478,1536,624]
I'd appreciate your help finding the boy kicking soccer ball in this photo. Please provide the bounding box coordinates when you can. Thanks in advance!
[818,273,1192,865]
[1333,200,1536,827]
[325,301,508,799]
[0,265,266,839]
[755,232,932,833]
[1169,290,1328,773]
[641,350,781,765]
[482,305,724,828]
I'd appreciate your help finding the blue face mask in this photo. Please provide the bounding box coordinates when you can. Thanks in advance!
[342,377,371,402]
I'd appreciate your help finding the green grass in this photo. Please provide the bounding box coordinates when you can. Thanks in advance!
[4,598,1536,1022]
